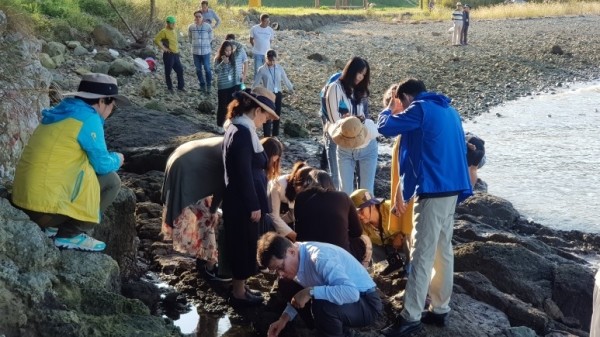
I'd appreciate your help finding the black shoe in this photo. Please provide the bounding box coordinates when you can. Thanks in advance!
[203,264,232,282]
[178,88,186,93]
[421,311,447,326]
[245,285,262,296]
[229,290,263,306]
[167,88,175,94]
[382,317,422,337]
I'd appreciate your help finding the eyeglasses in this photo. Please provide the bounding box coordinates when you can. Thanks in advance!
[195,15,202,18]
[268,253,287,275]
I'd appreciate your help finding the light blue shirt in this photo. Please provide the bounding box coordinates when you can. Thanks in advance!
[283,241,376,321]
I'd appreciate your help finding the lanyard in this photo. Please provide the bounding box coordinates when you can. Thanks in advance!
[268,66,277,89]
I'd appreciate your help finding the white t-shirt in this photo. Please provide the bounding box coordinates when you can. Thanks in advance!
[249,25,275,55]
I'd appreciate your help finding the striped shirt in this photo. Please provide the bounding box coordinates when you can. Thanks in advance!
[452,10,464,22]
[188,22,213,56]
[253,64,293,93]
[215,40,245,90]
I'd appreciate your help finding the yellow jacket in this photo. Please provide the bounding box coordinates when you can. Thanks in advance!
[390,136,414,236]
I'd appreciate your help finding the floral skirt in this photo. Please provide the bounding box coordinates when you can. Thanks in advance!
[161,196,218,264]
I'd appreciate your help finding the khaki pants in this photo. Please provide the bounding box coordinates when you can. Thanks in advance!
[25,172,121,238]
[452,22,463,45]
[401,195,457,322]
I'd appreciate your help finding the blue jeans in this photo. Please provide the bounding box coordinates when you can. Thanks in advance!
[324,131,339,190]
[337,139,378,195]
[254,54,265,75]
[193,53,212,89]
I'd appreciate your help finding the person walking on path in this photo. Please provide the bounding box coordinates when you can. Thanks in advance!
[377,79,471,336]
[249,13,275,75]
[461,4,471,45]
[189,10,213,93]
[451,2,464,46]
[154,16,185,93]
[253,49,294,137]
[12,73,127,252]
[198,0,221,28]
[258,232,382,337]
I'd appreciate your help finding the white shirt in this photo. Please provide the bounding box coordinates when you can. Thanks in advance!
[267,175,294,236]
[250,25,275,55]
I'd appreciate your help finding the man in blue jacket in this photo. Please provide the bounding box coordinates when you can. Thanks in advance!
[377,79,471,336]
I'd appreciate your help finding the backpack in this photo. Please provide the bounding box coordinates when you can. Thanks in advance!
[319,72,342,123]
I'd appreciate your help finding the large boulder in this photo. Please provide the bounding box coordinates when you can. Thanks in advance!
[108,58,136,77]
[94,186,142,280]
[0,32,52,183]
[456,193,520,229]
[42,41,67,57]
[92,24,127,49]
[0,197,181,337]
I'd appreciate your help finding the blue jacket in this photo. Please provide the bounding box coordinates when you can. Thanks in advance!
[377,92,472,202]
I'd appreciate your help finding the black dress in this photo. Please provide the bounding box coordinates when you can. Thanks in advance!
[222,124,269,280]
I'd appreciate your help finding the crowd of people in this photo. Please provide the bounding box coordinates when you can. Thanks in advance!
[8,2,517,337]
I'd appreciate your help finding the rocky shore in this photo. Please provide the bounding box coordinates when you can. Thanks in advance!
[1,10,600,337]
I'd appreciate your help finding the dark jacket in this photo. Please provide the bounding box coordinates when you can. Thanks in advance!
[294,189,362,254]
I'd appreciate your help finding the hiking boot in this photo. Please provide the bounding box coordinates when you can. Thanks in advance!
[203,264,232,282]
[44,227,58,238]
[421,311,448,327]
[54,233,106,252]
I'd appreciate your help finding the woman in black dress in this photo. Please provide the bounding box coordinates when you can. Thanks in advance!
[222,86,278,304]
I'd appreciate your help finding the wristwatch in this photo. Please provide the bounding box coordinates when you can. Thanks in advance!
[309,287,314,299]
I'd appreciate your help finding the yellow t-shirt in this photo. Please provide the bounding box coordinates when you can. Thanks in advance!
[154,28,179,54]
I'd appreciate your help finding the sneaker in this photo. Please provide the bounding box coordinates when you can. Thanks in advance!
[204,264,232,282]
[54,233,106,252]
[44,227,58,238]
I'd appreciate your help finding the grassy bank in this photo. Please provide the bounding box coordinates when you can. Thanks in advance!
[1,0,599,41]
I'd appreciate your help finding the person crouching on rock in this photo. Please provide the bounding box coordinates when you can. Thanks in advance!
[350,189,410,276]
[258,232,382,337]
[161,136,231,282]
[12,73,127,252]
[253,49,294,137]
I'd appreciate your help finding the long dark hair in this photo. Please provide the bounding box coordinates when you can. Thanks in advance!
[339,57,370,99]
[287,166,315,202]
[214,40,233,64]
[226,90,261,120]
[261,137,284,181]
[285,161,308,201]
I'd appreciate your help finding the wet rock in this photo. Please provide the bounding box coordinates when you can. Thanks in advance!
[550,45,564,55]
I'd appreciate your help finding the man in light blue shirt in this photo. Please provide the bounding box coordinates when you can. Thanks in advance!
[258,232,382,337]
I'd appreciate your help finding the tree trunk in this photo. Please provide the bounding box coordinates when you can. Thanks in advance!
[150,0,155,21]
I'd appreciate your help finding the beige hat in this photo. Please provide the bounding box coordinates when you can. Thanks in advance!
[63,73,131,106]
[331,116,367,149]
[456,2,463,6]
[239,86,279,120]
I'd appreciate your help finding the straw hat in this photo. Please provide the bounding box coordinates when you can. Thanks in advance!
[239,86,279,120]
[63,73,130,106]
[331,116,367,149]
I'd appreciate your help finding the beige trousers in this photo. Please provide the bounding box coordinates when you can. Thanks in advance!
[453,22,463,45]
[401,195,457,322]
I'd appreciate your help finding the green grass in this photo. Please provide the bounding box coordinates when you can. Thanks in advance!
[221,0,416,7]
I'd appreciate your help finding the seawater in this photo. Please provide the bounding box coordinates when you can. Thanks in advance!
[462,81,600,233]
